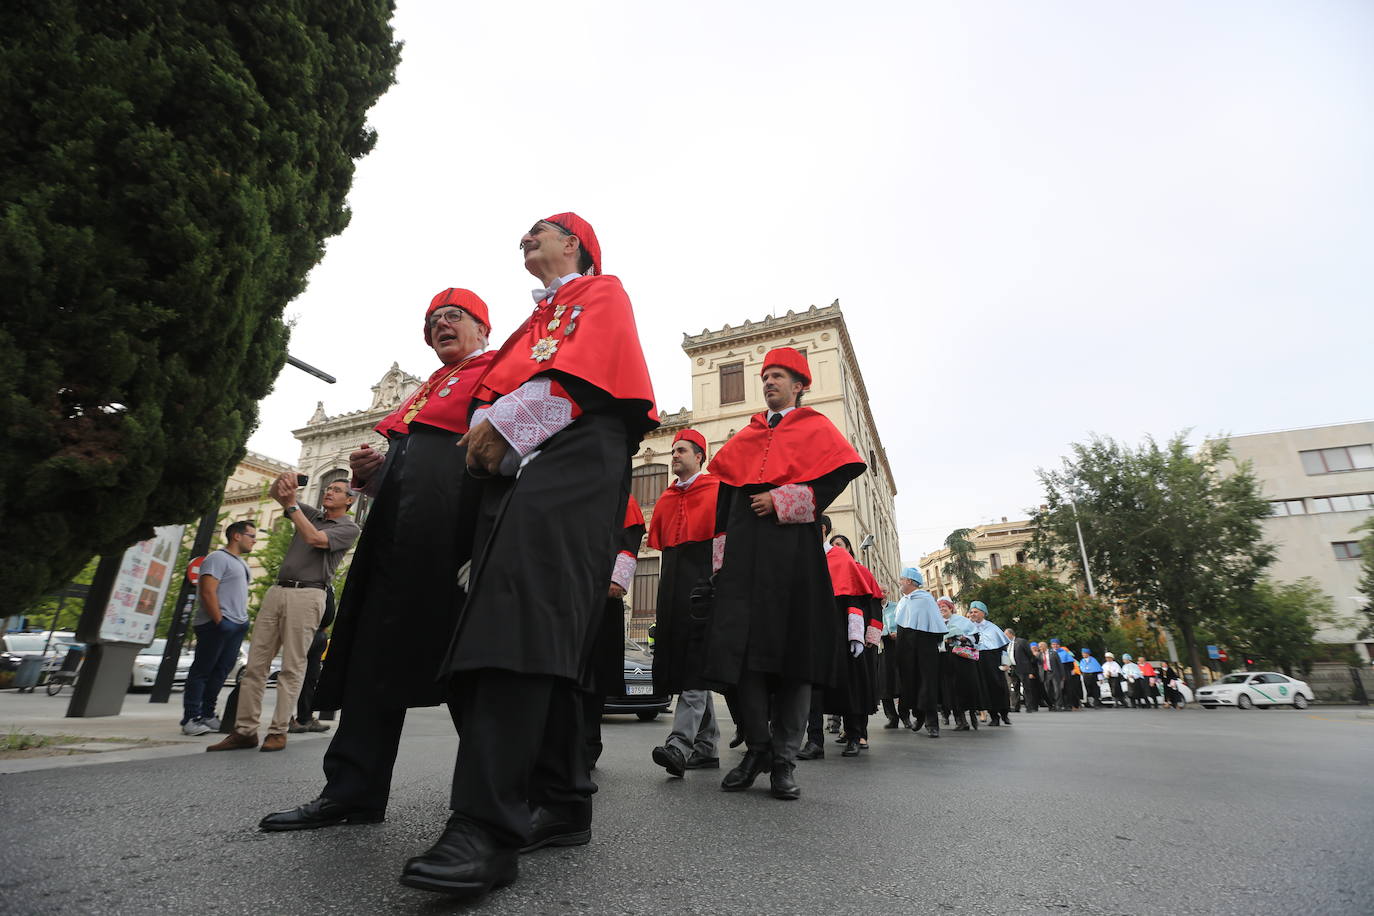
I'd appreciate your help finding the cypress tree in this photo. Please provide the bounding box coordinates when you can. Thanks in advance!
[0,1,400,611]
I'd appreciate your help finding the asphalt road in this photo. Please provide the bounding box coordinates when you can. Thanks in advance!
[1,703,1371,915]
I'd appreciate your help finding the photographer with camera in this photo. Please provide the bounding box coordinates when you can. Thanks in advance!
[208,473,359,753]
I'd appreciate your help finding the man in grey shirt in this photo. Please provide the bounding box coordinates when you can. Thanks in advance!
[209,476,359,752]
[182,520,257,735]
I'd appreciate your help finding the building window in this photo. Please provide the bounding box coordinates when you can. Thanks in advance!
[632,556,661,617]
[719,362,745,405]
[631,464,668,509]
[1015,550,1027,565]
[1300,445,1374,475]
[1309,493,1374,513]
[1332,541,1364,560]
[989,553,1002,572]
[1270,499,1307,516]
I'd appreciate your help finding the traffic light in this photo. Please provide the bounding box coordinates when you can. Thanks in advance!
[1245,657,1255,669]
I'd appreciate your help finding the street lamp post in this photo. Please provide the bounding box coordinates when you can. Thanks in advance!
[1066,493,1096,597]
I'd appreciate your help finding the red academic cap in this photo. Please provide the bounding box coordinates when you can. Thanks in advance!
[673,428,708,458]
[761,347,811,386]
[424,288,491,345]
[544,212,602,276]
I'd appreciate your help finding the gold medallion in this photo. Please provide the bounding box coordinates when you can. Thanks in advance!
[531,337,559,362]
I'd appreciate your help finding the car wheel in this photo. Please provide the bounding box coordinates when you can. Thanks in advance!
[1236,694,1253,710]
[636,711,659,722]
[1292,693,1309,709]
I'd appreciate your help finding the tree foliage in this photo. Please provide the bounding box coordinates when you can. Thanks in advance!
[940,528,985,594]
[959,565,1115,651]
[1207,578,1334,676]
[0,2,400,612]
[1030,433,1273,685]
[1354,518,1374,641]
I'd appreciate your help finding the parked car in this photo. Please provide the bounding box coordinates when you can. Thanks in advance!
[129,639,193,691]
[232,647,281,687]
[603,638,671,721]
[1097,678,1193,706]
[1,631,77,661]
[1195,671,1312,709]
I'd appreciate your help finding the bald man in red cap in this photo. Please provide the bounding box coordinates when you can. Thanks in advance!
[647,428,725,777]
[703,348,866,801]
[260,288,496,832]
[399,214,658,900]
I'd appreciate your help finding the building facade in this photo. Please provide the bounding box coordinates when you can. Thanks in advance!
[916,517,1072,601]
[1222,421,1374,662]
[625,303,900,642]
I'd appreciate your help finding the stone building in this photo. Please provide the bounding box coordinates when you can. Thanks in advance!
[916,517,1073,601]
[217,450,297,580]
[1221,421,1374,662]
[625,302,900,642]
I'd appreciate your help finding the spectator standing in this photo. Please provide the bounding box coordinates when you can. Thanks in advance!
[209,477,359,752]
[181,521,256,735]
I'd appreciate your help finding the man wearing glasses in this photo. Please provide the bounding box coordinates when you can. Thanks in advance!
[208,475,359,752]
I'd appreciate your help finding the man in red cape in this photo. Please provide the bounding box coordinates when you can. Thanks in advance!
[647,428,723,777]
[703,347,866,801]
[400,214,657,900]
[261,288,496,831]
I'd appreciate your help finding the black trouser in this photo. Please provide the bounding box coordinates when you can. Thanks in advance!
[806,687,825,747]
[842,713,868,741]
[448,669,593,849]
[978,653,1009,714]
[1022,674,1041,711]
[881,697,900,721]
[295,628,329,724]
[1007,672,1022,710]
[322,681,460,813]
[581,691,606,773]
[897,628,942,722]
[1082,672,1100,707]
[1109,675,1126,706]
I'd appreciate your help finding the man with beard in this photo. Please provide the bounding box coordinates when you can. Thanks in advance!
[701,347,866,801]
[648,430,723,777]
[400,213,657,900]
[259,288,495,830]
[967,601,1011,726]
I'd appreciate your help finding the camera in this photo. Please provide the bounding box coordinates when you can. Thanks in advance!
[296,474,309,487]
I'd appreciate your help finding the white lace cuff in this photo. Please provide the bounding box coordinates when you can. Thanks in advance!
[711,533,726,574]
[482,378,574,458]
[847,611,864,643]
[771,484,815,524]
[611,551,636,591]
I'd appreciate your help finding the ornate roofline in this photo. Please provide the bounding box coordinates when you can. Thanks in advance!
[682,303,841,352]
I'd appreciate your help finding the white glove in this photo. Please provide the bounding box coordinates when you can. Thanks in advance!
[849,640,864,658]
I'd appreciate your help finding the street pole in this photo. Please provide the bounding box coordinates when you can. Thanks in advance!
[1067,494,1096,597]
[149,504,220,703]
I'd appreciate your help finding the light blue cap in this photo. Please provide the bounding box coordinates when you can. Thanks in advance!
[900,567,923,586]
[969,600,987,612]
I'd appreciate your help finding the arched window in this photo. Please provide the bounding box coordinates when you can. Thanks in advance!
[631,463,669,509]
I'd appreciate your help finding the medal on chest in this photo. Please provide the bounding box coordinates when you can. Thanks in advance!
[530,303,585,362]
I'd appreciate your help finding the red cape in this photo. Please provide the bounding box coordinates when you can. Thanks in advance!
[647,474,720,549]
[472,275,658,436]
[709,408,865,487]
[826,546,869,598]
[625,494,645,529]
[375,351,494,438]
[855,563,884,600]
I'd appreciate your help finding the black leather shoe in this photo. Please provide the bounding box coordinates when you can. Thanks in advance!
[987,716,1000,726]
[259,796,384,832]
[841,740,859,757]
[909,715,924,733]
[770,760,801,800]
[926,723,940,738]
[728,732,744,748]
[400,818,518,899]
[520,804,591,853]
[684,752,720,769]
[721,749,772,791]
[883,716,899,729]
[651,744,686,778]
[900,714,912,729]
[796,741,825,760]
[1000,712,1012,725]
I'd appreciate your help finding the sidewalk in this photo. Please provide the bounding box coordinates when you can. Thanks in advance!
[0,687,329,775]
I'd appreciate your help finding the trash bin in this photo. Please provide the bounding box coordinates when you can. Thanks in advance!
[14,656,45,692]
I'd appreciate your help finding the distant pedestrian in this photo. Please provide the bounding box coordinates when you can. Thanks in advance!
[1137,658,1161,708]
[1121,654,1145,707]
[208,477,359,753]
[936,597,983,731]
[1046,638,1067,709]
[1161,662,1185,709]
[1012,634,1038,713]
[181,520,256,735]
[892,568,945,739]
[1101,652,1126,708]
[967,602,1011,726]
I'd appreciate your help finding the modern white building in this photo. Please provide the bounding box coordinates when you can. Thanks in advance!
[1222,421,1374,662]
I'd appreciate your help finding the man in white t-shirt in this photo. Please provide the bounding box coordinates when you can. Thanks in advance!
[181,521,256,735]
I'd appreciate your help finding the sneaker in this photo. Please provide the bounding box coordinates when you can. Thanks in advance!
[182,718,213,736]
[203,716,221,731]
[305,718,332,733]
[288,717,308,734]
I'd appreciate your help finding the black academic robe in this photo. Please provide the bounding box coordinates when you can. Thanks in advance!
[652,539,712,694]
[589,517,646,694]
[822,592,878,717]
[314,425,481,709]
[700,466,859,690]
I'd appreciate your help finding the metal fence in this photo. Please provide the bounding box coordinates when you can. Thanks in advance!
[1305,663,1370,704]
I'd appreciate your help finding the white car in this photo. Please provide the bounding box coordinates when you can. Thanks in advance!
[1097,677,1193,706]
[1194,671,1313,710]
[129,639,193,690]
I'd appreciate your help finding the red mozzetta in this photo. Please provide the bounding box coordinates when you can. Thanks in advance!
[374,351,495,438]
[709,408,866,488]
[647,474,721,549]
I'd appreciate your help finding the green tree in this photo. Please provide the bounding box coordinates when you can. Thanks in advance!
[247,517,295,624]
[0,2,400,613]
[1354,518,1374,640]
[1030,433,1273,687]
[1210,579,1336,676]
[959,565,1115,650]
[940,528,986,594]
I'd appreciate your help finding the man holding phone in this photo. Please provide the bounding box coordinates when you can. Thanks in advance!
[209,473,360,753]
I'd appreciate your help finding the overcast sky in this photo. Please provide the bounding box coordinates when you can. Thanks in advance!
[248,0,1374,562]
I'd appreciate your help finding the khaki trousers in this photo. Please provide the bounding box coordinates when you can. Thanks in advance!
[234,585,325,738]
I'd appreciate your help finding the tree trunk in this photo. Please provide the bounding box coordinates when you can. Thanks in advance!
[1176,615,1207,689]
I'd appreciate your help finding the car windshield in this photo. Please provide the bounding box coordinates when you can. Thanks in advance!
[1220,674,1250,684]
